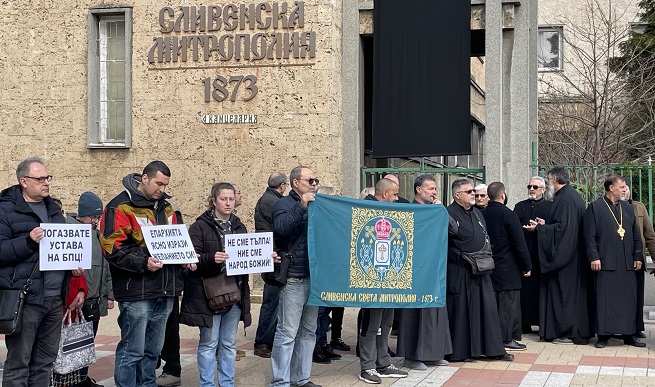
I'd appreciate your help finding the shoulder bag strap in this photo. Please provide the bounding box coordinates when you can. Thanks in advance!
[24,263,39,292]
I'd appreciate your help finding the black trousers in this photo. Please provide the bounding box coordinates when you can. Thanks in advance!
[157,295,181,377]
[495,290,522,342]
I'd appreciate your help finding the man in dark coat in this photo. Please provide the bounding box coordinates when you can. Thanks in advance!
[253,172,287,358]
[446,178,513,362]
[525,167,593,344]
[396,175,454,371]
[513,176,552,333]
[584,175,645,348]
[0,157,75,387]
[270,166,323,387]
[483,182,531,351]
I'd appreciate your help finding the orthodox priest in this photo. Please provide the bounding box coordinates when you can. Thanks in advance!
[396,175,454,370]
[524,167,593,344]
[513,176,552,333]
[446,178,513,362]
[584,175,645,348]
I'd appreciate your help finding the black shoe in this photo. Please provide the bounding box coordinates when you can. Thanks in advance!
[312,346,331,364]
[330,338,351,351]
[321,344,342,359]
[390,329,398,337]
[387,347,396,357]
[254,344,272,358]
[625,337,647,348]
[573,337,589,345]
[493,353,514,361]
[503,340,527,351]
[636,331,647,338]
[595,340,608,348]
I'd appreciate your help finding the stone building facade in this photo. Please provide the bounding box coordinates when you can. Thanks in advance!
[0,0,534,224]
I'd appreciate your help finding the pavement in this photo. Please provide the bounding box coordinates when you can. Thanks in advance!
[2,305,655,386]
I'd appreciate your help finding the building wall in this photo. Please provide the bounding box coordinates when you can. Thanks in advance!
[0,0,346,224]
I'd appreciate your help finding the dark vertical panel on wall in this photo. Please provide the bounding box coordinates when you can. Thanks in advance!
[372,0,471,157]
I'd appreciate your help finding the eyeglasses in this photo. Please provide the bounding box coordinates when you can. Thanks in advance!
[298,178,320,185]
[527,185,542,190]
[23,175,52,183]
[475,194,487,198]
[85,215,101,222]
[457,189,475,194]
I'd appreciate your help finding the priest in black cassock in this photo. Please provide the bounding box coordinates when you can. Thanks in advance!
[396,175,454,370]
[583,175,646,348]
[446,178,513,362]
[513,176,552,333]
[524,167,593,344]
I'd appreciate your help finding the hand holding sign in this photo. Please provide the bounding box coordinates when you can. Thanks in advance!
[30,227,45,243]
[214,252,229,264]
[147,257,164,272]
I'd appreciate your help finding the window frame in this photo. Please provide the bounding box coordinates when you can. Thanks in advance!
[537,25,564,72]
[87,7,132,148]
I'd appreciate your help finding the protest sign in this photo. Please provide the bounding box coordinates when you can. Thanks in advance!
[225,232,274,276]
[40,223,92,271]
[141,224,198,264]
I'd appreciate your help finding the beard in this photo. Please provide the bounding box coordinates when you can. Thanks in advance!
[528,193,537,200]
[544,184,555,201]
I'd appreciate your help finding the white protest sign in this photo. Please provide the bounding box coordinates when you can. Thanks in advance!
[225,232,274,276]
[141,224,199,264]
[39,223,92,271]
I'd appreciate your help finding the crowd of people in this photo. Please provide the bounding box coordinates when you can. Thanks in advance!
[0,158,653,387]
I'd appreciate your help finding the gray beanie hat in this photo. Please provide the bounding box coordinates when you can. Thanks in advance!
[78,192,103,217]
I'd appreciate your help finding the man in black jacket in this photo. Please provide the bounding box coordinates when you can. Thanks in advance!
[254,172,287,358]
[269,166,321,387]
[483,182,532,351]
[0,156,78,387]
[100,161,196,387]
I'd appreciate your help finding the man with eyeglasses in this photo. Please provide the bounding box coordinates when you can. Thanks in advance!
[474,183,489,210]
[446,178,513,362]
[513,177,552,334]
[66,191,113,387]
[523,167,593,345]
[270,166,322,387]
[254,172,288,359]
[0,156,82,387]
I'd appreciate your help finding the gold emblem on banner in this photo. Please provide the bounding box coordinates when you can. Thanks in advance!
[350,208,413,289]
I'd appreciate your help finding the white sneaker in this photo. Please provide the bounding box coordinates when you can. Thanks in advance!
[359,369,382,384]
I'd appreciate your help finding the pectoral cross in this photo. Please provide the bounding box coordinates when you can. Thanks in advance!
[617,226,625,240]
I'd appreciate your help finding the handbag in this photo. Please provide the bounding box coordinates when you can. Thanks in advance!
[202,273,241,310]
[53,308,96,375]
[0,264,39,335]
[261,234,303,287]
[81,298,100,322]
[81,259,103,322]
[460,210,495,275]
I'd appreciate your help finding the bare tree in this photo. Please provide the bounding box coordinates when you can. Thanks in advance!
[538,0,655,165]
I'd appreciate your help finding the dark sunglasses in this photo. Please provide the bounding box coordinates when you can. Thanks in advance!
[475,194,487,198]
[299,178,320,185]
[527,185,542,190]
[458,189,475,194]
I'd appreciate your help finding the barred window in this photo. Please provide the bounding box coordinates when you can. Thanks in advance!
[88,8,132,148]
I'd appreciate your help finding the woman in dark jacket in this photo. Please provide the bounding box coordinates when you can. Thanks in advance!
[181,182,279,387]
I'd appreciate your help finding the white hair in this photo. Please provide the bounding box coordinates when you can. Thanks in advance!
[474,183,487,191]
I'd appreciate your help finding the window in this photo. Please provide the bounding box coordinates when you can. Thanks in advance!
[537,26,563,71]
[88,8,132,148]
